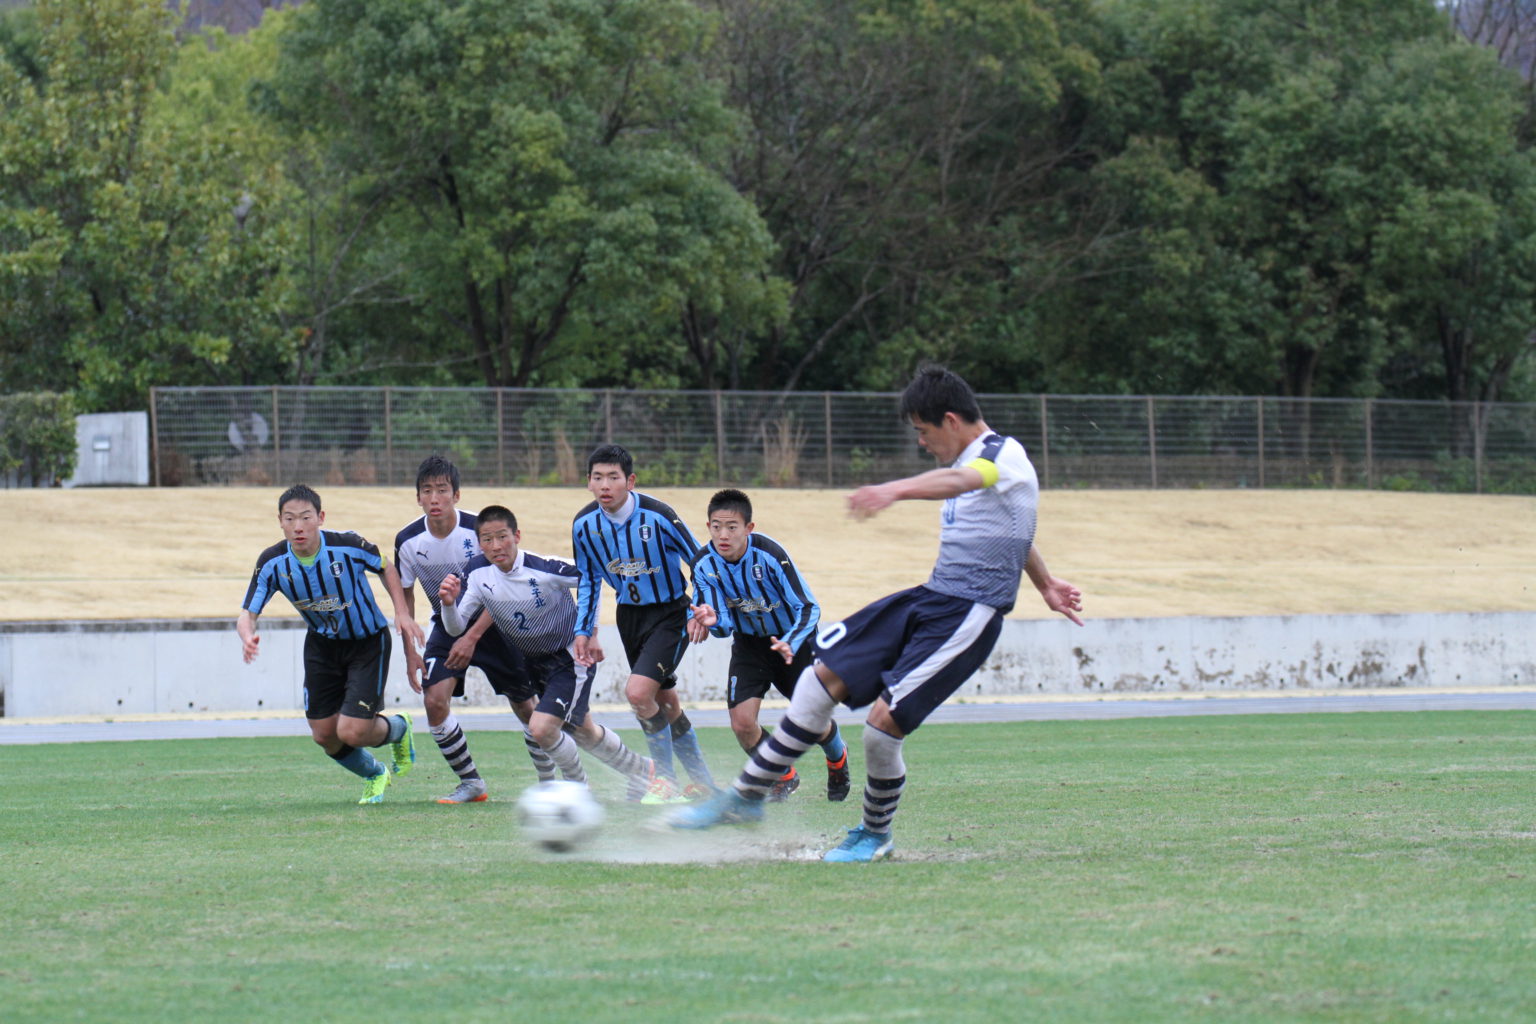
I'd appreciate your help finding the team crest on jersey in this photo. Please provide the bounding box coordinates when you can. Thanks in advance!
[751,564,764,581]
[639,525,652,542]
[330,561,345,578]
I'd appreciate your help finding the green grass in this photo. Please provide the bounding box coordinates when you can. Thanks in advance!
[3,712,1535,1022]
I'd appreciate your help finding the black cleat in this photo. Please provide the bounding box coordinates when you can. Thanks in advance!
[825,753,851,802]
[767,767,801,802]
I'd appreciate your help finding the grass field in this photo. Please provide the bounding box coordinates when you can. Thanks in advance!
[6,713,1535,1022]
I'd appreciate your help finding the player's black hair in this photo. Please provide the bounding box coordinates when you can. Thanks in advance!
[898,364,982,426]
[587,443,633,478]
[476,504,518,533]
[415,454,460,494]
[278,483,322,514]
[707,488,753,523]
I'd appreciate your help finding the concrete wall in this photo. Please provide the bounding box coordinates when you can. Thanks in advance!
[66,412,150,487]
[2,611,1532,718]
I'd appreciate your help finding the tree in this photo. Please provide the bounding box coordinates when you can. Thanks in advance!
[0,0,298,411]
[709,0,1103,391]
[262,0,784,389]
[1038,0,1536,403]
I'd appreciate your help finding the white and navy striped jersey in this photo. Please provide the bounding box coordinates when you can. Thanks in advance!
[927,432,1039,613]
[242,530,391,639]
[447,551,581,658]
[571,493,701,636]
[394,512,481,622]
[690,533,820,651]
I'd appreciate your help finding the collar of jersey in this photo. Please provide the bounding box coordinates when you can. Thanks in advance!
[290,536,324,566]
[598,492,636,526]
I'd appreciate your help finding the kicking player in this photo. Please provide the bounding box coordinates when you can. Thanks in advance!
[395,455,555,804]
[687,488,850,802]
[438,505,670,793]
[572,444,715,802]
[671,365,1084,861]
[238,484,427,804]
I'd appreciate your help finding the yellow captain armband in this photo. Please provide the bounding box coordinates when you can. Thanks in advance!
[963,457,1000,488]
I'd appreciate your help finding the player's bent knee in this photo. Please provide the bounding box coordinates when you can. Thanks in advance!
[625,675,660,707]
[527,715,563,748]
[335,717,375,747]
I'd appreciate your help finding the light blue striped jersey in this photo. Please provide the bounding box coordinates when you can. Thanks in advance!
[571,493,701,636]
[242,530,391,639]
[394,511,480,622]
[690,533,820,652]
[452,551,580,657]
[926,432,1039,613]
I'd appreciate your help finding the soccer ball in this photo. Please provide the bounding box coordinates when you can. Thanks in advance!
[516,780,605,852]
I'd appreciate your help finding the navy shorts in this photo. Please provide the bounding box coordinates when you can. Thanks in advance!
[727,633,814,708]
[422,620,537,704]
[524,647,596,727]
[617,598,690,688]
[303,629,391,721]
[813,585,1003,734]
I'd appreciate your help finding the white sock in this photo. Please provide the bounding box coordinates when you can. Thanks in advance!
[860,725,906,834]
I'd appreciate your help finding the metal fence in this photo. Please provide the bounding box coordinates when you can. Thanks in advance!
[149,386,1536,492]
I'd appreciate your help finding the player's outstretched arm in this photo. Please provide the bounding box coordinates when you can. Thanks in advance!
[1026,546,1083,626]
[236,609,261,664]
[848,466,986,519]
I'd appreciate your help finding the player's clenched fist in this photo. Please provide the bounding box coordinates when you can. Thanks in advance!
[437,574,461,606]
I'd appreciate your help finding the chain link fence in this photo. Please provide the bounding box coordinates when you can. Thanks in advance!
[149,386,1536,493]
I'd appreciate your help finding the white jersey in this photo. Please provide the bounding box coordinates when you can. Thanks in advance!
[925,432,1039,613]
[448,550,581,658]
[394,512,481,621]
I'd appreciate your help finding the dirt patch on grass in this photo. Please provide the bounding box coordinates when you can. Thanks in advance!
[2,486,1533,623]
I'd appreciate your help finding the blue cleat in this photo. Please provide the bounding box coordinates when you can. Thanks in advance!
[667,788,764,829]
[823,825,894,862]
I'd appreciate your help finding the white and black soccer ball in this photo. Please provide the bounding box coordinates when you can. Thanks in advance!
[516,780,605,852]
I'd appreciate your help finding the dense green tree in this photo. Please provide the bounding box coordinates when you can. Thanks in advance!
[710,0,1102,391]
[260,0,784,390]
[0,0,297,411]
[1032,0,1536,403]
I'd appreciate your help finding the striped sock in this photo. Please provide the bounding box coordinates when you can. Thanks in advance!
[546,732,588,784]
[861,725,906,833]
[583,725,651,781]
[735,666,836,799]
[430,715,481,781]
[523,730,557,782]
